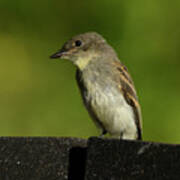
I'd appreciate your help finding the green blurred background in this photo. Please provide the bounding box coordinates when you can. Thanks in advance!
[1,0,180,143]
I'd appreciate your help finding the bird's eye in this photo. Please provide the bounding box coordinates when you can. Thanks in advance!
[75,40,82,47]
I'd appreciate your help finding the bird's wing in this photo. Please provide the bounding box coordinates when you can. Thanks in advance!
[113,61,142,140]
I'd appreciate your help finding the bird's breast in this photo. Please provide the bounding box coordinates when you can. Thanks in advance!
[83,74,135,133]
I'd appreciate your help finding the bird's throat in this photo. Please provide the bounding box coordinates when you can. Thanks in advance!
[75,54,98,70]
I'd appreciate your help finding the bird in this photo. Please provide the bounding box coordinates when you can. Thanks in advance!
[50,32,142,140]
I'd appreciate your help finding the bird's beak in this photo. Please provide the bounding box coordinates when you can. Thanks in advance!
[50,49,66,59]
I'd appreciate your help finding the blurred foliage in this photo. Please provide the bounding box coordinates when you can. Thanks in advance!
[1,0,180,143]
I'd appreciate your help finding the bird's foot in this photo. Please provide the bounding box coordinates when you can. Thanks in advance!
[99,130,107,138]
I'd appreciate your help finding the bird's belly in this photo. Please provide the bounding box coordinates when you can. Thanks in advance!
[88,85,137,139]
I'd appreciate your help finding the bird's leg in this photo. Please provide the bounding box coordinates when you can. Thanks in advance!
[120,132,123,140]
[99,129,107,138]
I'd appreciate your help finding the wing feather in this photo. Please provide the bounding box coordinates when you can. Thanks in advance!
[113,61,142,139]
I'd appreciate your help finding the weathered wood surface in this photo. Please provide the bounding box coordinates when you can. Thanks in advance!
[0,137,179,180]
[0,137,87,180]
[85,137,180,180]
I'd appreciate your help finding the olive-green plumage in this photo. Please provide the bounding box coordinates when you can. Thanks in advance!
[50,32,142,140]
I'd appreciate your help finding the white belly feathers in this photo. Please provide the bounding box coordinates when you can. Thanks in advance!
[86,81,137,139]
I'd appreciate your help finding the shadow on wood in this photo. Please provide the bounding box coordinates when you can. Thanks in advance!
[68,147,87,180]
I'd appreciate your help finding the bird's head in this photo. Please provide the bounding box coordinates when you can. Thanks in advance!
[50,32,114,70]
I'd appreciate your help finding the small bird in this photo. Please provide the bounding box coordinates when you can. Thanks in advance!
[50,32,142,140]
